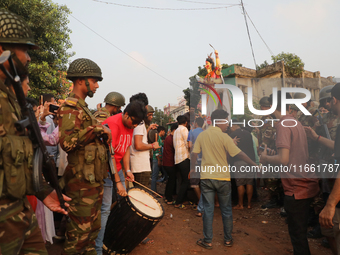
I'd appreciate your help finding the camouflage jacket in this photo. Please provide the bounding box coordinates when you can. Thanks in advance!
[317,111,340,141]
[93,107,110,124]
[58,93,105,153]
[315,111,340,162]
[0,80,53,201]
[297,107,319,163]
[298,106,318,129]
[260,115,276,150]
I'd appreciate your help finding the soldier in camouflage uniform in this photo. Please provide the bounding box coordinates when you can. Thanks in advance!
[258,97,276,150]
[94,91,125,123]
[292,93,319,165]
[58,58,112,254]
[303,86,340,239]
[258,96,283,209]
[0,9,69,254]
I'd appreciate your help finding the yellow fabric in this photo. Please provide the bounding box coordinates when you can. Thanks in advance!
[192,126,241,181]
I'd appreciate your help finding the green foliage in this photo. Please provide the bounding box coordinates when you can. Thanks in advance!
[184,75,201,109]
[272,52,304,77]
[256,60,269,70]
[152,107,174,126]
[0,0,74,100]
[256,52,304,77]
[224,63,243,68]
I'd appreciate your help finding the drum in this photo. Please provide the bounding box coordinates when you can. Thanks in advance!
[103,187,164,254]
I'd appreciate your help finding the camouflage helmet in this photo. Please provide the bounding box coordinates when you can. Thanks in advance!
[319,85,334,101]
[290,104,299,111]
[259,96,271,107]
[66,58,103,81]
[147,105,155,113]
[104,92,125,107]
[293,92,314,101]
[0,9,38,49]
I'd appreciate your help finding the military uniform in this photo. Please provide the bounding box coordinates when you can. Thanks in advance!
[0,79,54,254]
[316,111,340,188]
[93,107,111,123]
[259,115,284,207]
[58,93,108,255]
[0,9,53,255]
[297,106,319,165]
[260,115,276,150]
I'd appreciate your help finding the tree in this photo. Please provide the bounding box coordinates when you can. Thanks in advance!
[152,107,174,126]
[272,52,304,77]
[256,60,269,70]
[1,0,74,101]
[184,76,201,109]
[257,52,304,77]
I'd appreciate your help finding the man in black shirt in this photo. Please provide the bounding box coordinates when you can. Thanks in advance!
[230,121,256,209]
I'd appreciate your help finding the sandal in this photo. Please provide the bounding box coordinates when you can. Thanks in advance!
[141,237,154,245]
[174,204,186,209]
[196,239,212,250]
[224,239,233,247]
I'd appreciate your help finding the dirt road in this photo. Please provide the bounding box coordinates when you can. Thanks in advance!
[47,184,332,255]
[130,199,331,255]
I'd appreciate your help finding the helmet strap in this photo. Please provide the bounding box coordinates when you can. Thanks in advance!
[85,77,94,98]
[1,47,28,82]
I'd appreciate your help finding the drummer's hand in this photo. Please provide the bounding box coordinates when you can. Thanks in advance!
[116,182,127,197]
[126,171,135,182]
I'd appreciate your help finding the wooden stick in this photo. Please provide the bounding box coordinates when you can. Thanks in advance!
[129,195,156,210]
[128,178,163,198]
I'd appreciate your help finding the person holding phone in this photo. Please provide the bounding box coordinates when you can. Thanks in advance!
[40,93,59,162]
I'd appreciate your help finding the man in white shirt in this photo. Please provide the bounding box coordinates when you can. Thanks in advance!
[130,105,159,186]
[173,115,190,208]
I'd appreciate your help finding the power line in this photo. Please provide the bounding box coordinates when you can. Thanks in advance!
[245,9,274,57]
[70,14,185,90]
[240,0,257,69]
[175,0,239,6]
[91,0,240,10]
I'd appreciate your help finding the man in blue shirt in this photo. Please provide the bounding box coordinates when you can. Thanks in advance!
[188,117,204,216]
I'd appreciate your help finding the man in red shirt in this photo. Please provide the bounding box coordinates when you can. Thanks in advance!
[95,100,146,254]
[260,91,319,255]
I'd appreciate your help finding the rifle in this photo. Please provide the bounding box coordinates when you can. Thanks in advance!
[0,51,68,215]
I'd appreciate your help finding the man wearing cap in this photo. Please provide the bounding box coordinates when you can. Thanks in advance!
[305,83,340,254]
[94,91,125,123]
[58,58,113,254]
[0,9,70,254]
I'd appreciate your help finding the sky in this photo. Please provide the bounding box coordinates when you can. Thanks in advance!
[52,0,340,111]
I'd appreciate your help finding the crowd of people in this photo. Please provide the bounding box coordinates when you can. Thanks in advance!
[2,8,340,255]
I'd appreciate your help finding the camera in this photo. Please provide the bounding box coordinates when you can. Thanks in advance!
[49,104,59,113]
